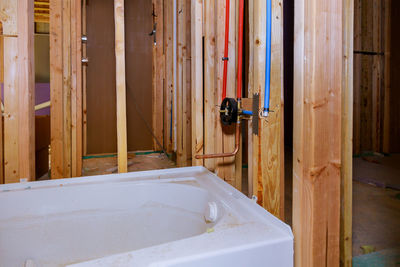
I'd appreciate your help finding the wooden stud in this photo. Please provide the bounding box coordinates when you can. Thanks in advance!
[50,0,65,179]
[0,22,3,184]
[185,0,192,166]
[293,0,342,266]
[371,0,382,152]
[152,0,164,152]
[247,0,254,197]
[3,37,19,183]
[203,0,217,172]
[382,0,391,153]
[216,0,226,181]
[191,0,204,167]
[71,0,82,177]
[164,0,174,153]
[62,0,72,177]
[252,0,284,219]
[17,0,35,180]
[114,0,128,173]
[341,0,354,265]
[176,0,185,166]
[251,0,263,198]
[353,0,361,155]
[82,0,87,156]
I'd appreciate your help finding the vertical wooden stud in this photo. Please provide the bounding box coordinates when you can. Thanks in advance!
[3,37,19,183]
[50,0,65,179]
[17,0,35,180]
[114,0,128,173]
[341,0,354,265]
[191,0,204,167]
[293,0,342,266]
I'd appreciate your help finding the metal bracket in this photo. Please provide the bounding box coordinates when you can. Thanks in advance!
[252,93,259,136]
[149,23,157,45]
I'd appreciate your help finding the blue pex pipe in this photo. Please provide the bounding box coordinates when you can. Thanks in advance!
[263,0,272,116]
[242,110,253,116]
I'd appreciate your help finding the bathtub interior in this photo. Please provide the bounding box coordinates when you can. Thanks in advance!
[0,179,222,267]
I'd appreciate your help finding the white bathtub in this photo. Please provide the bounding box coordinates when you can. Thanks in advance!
[0,167,293,267]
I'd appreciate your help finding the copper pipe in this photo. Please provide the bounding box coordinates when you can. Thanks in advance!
[195,123,241,159]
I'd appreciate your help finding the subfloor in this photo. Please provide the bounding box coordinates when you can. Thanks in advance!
[82,152,175,176]
[352,154,400,257]
[283,150,400,258]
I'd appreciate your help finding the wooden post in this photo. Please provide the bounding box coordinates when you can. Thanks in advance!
[152,0,164,152]
[1,0,35,182]
[293,0,342,266]
[203,0,217,173]
[341,0,354,265]
[17,0,35,180]
[71,0,82,177]
[62,0,72,177]
[191,0,204,167]
[3,37,19,183]
[114,0,128,173]
[50,0,65,179]
[165,0,174,153]
[353,0,361,155]
[383,0,391,153]
[250,0,284,219]
[176,0,186,166]
[0,22,3,184]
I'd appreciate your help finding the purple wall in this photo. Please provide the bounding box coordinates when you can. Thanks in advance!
[1,83,50,116]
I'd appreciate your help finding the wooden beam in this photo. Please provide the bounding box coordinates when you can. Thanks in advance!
[250,0,284,218]
[17,0,35,180]
[1,0,18,183]
[382,0,391,153]
[185,0,192,166]
[62,0,72,177]
[203,0,217,173]
[259,0,284,219]
[71,0,82,177]
[353,0,361,155]
[221,0,236,186]
[114,0,128,173]
[0,22,3,184]
[247,0,254,197]
[341,0,354,265]
[164,0,174,153]
[50,0,65,179]
[176,0,186,166]
[191,0,204,167]
[3,37,19,183]
[251,0,263,198]
[82,0,87,156]
[293,0,342,266]
[2,0,35,182]
[152,0,164,153]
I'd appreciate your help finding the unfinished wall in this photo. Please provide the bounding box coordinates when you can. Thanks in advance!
[85,0,154,154]
[388,0,400,152]
[353,0,392,154]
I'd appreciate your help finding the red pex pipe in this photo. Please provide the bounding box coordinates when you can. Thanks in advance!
[237,0,244,100]
[222,0,230,100]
